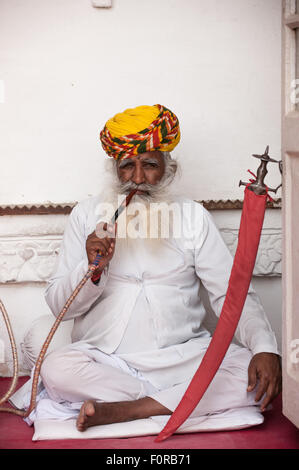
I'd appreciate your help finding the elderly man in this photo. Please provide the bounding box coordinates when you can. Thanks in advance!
[38,104,281,432]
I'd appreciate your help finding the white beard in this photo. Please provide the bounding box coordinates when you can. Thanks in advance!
[96,163,182,244]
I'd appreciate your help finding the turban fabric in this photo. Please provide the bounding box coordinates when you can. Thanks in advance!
[100,104,180,160]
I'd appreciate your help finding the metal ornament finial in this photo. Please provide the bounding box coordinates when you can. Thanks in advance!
[239,146,282,195]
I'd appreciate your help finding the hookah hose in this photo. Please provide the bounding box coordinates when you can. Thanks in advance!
[0,189,137,417]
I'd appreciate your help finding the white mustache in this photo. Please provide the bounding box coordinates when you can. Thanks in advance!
[118,182,157,195]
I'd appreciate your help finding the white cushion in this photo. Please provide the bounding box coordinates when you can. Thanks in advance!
[32,407,264,440]
[21,315,73,371]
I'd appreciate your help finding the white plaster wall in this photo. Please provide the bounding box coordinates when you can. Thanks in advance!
[0,0,282,204]
[0,283,51,376]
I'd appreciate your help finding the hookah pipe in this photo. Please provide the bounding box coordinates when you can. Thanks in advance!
[0,189,137,417]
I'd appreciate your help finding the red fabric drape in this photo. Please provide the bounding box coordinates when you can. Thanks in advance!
[155,187,267,442]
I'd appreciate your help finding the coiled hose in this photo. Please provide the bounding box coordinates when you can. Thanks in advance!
[0,190,136,418]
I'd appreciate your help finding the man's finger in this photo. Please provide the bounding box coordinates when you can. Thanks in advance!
[254,378,269,403]
[260,383,275,411]
[107,222,117,238]
[247,367,257,392]
[96,222,116,239]
[94,240,112,255]
[90,237,111,253]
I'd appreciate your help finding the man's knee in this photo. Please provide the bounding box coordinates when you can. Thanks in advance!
[40,349,64,389]
[40,347,86,392]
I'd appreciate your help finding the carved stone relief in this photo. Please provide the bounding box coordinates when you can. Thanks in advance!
[220,228,282,276]
[0,214,282,282]
[0,238,61,283]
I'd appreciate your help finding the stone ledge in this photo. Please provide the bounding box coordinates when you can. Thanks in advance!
[0,198,282,215]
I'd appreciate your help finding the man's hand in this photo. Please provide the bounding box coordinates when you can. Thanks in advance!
[247,352,282,412]
[86,222,117,274]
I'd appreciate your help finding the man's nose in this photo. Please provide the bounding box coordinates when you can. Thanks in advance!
[132,163,145,185]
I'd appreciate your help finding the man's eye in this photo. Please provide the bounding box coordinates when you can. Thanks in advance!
[121,163,134,169]
[144,163,158,168]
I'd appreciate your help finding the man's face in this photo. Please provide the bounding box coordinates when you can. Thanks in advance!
[116,151,165,194]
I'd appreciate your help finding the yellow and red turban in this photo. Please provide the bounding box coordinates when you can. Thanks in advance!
[100,104,180,161]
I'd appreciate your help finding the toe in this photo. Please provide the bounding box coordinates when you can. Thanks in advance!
[76,405,87,431]
[76,401,97,431]
[85,400,96,417]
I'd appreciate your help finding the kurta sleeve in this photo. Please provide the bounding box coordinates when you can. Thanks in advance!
[44,203,109,321]
[193,205,279,356]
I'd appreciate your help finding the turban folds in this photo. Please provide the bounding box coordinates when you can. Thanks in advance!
[100,104,180,160]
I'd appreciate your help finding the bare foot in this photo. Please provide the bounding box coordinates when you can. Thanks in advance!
[76,400,97,431]
[76,400,135,432]
[76,398,171,432]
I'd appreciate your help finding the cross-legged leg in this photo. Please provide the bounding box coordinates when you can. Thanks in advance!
[147,347,262,418]
[40,344,171,431]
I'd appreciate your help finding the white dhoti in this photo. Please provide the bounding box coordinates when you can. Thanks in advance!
[37,341,260,422]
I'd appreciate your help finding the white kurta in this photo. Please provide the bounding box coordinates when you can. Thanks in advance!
[44,193,279,391]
